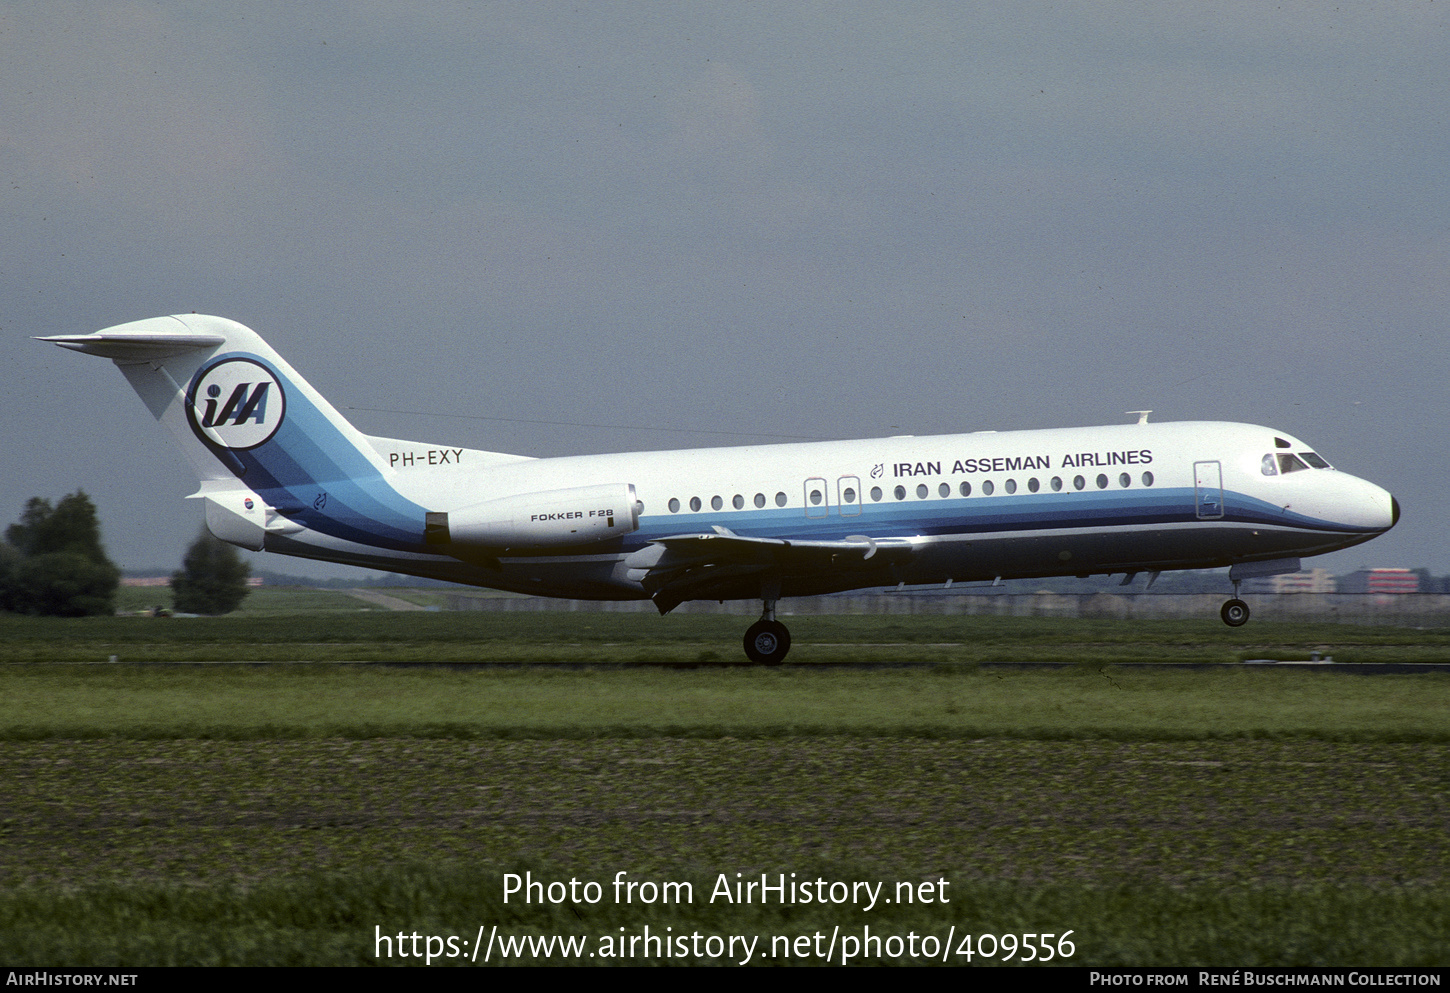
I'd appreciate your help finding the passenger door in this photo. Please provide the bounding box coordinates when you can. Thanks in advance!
[1194,461,1224,519]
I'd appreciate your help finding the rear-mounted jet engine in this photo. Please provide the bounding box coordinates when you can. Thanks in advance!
[427,482,639,551]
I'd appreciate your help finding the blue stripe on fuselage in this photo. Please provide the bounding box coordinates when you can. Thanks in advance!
[628,487,1377,549]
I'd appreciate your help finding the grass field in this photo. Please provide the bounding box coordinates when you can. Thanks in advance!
[1,602,1448,966]
[9,602,1450,664]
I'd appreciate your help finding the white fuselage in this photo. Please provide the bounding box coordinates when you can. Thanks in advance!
[279,419,1396,602]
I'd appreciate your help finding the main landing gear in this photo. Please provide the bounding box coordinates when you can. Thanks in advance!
[1220,578,1250,627]
[743,598,791,664]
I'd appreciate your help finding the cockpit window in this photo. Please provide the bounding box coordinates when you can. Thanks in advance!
[1277,453,1309,474]
[1274,437,1292,449]
[1261,454,1278,476]
[1300,452,1331,469]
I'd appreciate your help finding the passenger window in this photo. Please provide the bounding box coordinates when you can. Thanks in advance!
[1262,454,1278,476]
[1051,477,1063,492]
[733,494,744,509]
[916,484,928,498]
[1073,476,1085,491]
[755,493,766,508]
[1277,453,1309,474]
[983,480,995,495]
[1027,477,1040,493]
[871,486,883,501]
[689,497,701,512]
[938,482,950,498]
[1142,472,1154,486]
[809,488,823,505]
[1004,479,1017,494]
[959,481,972,497]
[668,498,680,513]
[843,487,857,504]
[894,485,906,500]
[1119,473,1131,488]
[775,492,787,507]
[711,495,723,510]
[1096,474,1108,489]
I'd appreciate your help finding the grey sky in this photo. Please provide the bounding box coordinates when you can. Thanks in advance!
[3,2,1445,578]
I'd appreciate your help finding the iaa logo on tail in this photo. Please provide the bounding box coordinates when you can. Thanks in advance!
[186,357,287,450]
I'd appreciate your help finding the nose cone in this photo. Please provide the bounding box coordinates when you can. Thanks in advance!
[1310,472,1398,533]
[1353,478,1398,533]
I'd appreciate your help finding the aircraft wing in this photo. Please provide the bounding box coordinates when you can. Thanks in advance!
[625,528,916,614]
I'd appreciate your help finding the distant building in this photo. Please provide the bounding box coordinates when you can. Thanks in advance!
[122,575,263,587]
[1242,568,1337,594]
[1337,568,1419,594]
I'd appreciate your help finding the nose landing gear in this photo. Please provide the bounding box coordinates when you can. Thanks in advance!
[743,598,791,664]
[1220,598,1251,627]
[1220,577,1250,627]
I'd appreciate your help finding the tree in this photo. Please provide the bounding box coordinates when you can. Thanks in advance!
[0,541,21,614]
[1,492,120,616]
[171,530,252,615]
[12,552,120,617]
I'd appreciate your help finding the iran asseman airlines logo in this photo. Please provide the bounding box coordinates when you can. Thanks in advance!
[186,358,286,449]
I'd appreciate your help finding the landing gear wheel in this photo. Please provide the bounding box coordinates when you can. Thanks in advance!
[1221,598,1250,627]
[743,619,791,664]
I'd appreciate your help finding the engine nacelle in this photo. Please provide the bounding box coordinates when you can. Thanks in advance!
[428,483,639,550]
[204,488,305,551]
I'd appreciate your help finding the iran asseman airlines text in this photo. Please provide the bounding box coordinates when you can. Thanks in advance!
[42,315,1398,662]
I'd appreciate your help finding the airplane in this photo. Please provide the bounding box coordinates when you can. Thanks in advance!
[41,314,1398,662]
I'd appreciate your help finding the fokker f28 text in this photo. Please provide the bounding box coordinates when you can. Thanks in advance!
[43,315,1399,662]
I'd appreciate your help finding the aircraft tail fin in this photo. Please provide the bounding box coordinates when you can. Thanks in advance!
[39,314,428,551]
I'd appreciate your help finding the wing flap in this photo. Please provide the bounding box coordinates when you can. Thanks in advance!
[628,529,916,613]
[642,530,915,564]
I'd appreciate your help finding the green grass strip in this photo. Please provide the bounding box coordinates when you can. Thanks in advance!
[0,664,1445,742]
